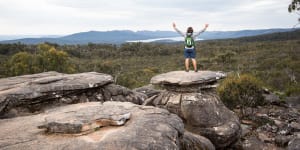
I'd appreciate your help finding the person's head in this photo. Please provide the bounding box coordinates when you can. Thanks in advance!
[187,27,193,36]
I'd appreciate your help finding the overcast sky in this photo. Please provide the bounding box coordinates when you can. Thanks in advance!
[0,0,298,35]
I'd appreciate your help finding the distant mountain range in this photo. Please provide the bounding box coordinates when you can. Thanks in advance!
[0,28,298,45]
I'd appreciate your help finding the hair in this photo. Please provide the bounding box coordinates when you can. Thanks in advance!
[187,27,193,33]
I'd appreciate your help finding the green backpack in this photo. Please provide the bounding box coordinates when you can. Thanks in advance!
[185,36,195,48]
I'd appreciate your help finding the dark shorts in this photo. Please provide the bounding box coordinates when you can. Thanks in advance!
[184,48,196,58]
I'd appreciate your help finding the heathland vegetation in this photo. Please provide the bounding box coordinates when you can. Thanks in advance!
[0,30,299,96]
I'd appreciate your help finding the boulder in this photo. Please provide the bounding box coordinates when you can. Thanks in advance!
[181,92,241,148]
[285,96,300,109]
[288,137,300,150]
[180,131,215,150]
[263,92,281,104]
[0,101,212,150]
[0,72,144,118]
[241,124,252,137]
[133,84,162,98]
[149,71,241,149]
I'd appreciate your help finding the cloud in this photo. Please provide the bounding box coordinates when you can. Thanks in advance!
[0,0,297,35]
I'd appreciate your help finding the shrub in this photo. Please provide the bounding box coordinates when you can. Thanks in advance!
[8,52,33,76]
[217,73,265,109]
[6,44,75,76]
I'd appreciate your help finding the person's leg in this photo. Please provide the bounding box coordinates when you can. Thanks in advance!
[190,48,197,72]
[185,58,189,71]
[184,48,190,72]
[192,59,197,72]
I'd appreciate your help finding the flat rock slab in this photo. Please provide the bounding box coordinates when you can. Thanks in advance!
[0,71,113,97]
[0,102,187,150]
[38,102,131,134]
[150,70,226,86]
[0,72,113,115]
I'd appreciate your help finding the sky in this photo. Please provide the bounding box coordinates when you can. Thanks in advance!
[0,0,298,35]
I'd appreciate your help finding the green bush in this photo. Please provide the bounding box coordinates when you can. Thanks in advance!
[217,73,265,109]
[8,52,33,76]
[6,44,75,76]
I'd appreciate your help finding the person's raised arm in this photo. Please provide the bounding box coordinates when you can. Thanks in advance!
[173,22,185,37]
[193,24,209,37]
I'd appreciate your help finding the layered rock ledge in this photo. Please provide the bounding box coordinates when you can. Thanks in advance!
[0,72,145,118]
[151,71,226,92]
[151,70,226,86]
[146,70,241,149]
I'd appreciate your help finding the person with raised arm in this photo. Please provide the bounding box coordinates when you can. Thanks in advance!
[173,22,209,72]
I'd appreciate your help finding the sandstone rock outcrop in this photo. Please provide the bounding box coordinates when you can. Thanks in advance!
[0,101,215,150]
[148,70,241,149]
[0,72,145,118]
[2,70,298,149]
